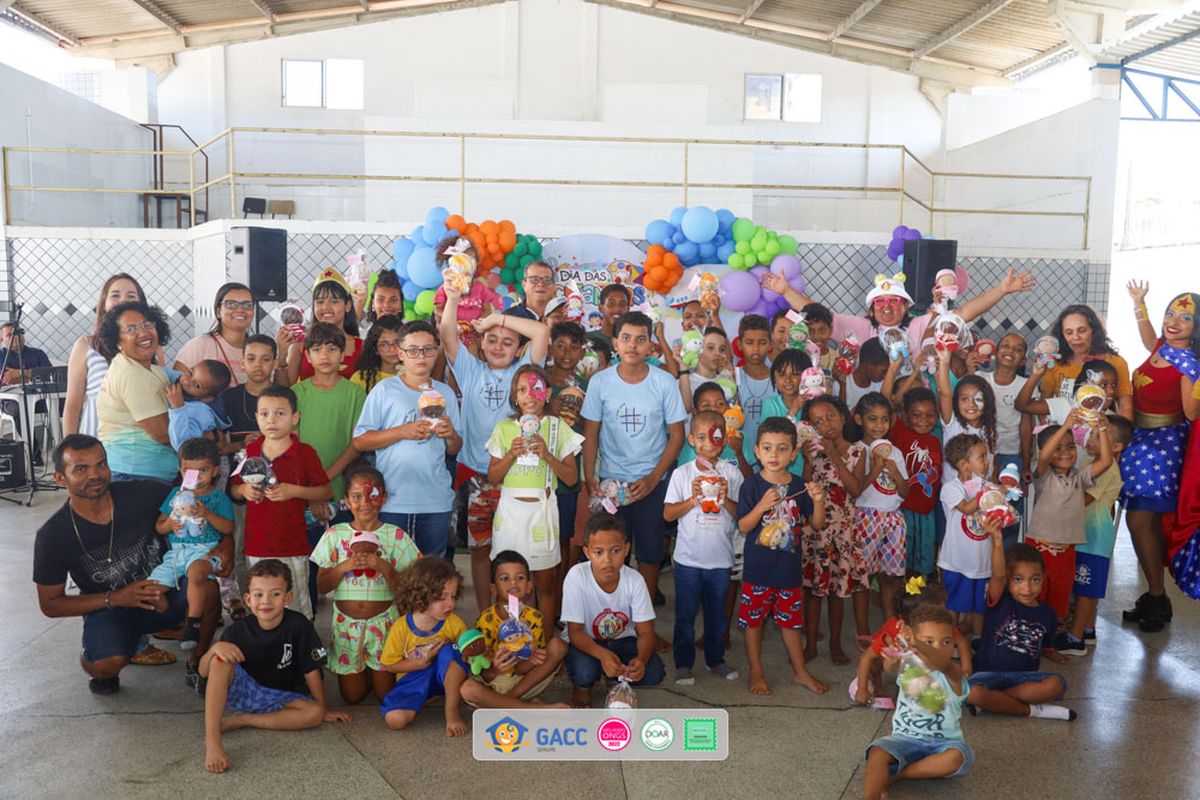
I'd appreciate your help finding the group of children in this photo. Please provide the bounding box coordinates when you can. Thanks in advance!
[124,251,1139,796]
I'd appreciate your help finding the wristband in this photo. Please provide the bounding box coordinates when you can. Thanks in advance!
[104,591,112,609]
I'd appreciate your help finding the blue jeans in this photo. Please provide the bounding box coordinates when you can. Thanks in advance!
[672,562,731,670]
[82,586,187,661]
[557,489,579,545]
[565,636,665,688]
[995,453,1024,550]
[967,670,1067,696]
[380,511,453,560]
[866,735,974,778]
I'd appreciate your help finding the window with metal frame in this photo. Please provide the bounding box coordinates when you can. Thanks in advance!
[281,58,364,109]
[744,73,822,123]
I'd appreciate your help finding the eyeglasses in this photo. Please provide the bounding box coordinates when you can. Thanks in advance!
[873,296,905,308]
[221,299,255,311]
[377,340,401,351]
[119,320,157,335]
[524,276,555,287]
[401,345,438,357]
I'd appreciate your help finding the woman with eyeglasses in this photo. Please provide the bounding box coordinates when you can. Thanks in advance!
[96,302,178,483]
[173,282,260,387]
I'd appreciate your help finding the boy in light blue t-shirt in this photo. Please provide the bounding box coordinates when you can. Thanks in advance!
[439,279,548,614]
[581,310,686,639]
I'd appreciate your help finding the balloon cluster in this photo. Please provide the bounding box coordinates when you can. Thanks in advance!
[886,225,923,266]
[443,213,517,271]
[642,245,683,294]
[501,234,544,289]
[717,253,806,317]
[644,206,736,268]
[726,218,799,271]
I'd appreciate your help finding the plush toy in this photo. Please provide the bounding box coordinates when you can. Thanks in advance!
[456,629,491,676]
[233,453,275,490]
[498,595,533,660]
[723,405,745,437]
[933,313,968,352]
[279,300,306,341]
[758,517,792,550]
[795,420,823,454]
[977,484,1018,529]
[418,389,447,423]
[564,282,586,324]
[932,269,959,312]
[919,337,938,374]
[346,251,370,291]
[169,489,204,537]
[680,330,703,370]
[973,338,997,367]
[606,675,637,709]
[555,386,585,427]
[835,333,860,375]
[440,238,476,296]
[346,530,381,578]
[576,343,601,380]
[637,299,662,326]
[714,375,738,404]
[1074,383,1107,426]
[589,478,630,512]
[699,272,720,312]
[898,653,948,714]
[1034,336,1061,371]
[787,320,811,351]
[880,327,909,364]
[800,366,826,400]
[998,463,1023,501]
[697,474,724,514]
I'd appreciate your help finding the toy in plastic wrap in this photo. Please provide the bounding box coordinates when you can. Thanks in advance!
[919,337,938,374]
[680,330,703,370]
[973,338,996,367]
[278,300,307,342]
[233,453,275,491]
[169,489,205,538]
[346,530,381,578]
[932,269,959,311]
[576,343,601,380]
[606,675,638,709]
[440,238,476,295]
[555,386,585,427]
[933,313,969,352]
[871,441,897,492]
[978,483,1018,528]
[498,595,533,660]
[637,298,663,327]
[564,282,586,324]
[757,516,792,550]
[787,320,811,351]
[998,463,1023,501]
[698,272,720,312]
[1074,383,1107,426]
[589,479,630,513]
[898,651,949,715]
[880,327,909,363]
[1033,336,1061,371]
[835,333,860,375]
[723,405,744,438]
[418,389,447,425]
[456,629,492,677]
[516,413,542,467]
[696,469,725,514]
[713,375,738,404]
[800,366,826,400]
[304,501,337,529]
[795,420,824,454]
[345,251,370,291]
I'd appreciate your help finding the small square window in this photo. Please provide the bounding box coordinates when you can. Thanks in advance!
[744,74,783,121]
[282,60,323,108]
[326,58,364,110]
[745,73,822,122]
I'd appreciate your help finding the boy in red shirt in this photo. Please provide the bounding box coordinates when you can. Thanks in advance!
[231,385,332,619]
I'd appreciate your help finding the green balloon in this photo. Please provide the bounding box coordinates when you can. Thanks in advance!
[513,243,528,258]
[501,267,516,284]
[755,225,766,237]
[403,300,416,317]
[751,233,766,251]
[517,255,531,269]
[504,252,519,270]
[735,240,750,255]
[778,234,798,254]
[528,239,542,257]
[743,252,758,267]
[728,253,745,270]
[414,290,436,317]
[731,218,755,243]
[765,239,780,257]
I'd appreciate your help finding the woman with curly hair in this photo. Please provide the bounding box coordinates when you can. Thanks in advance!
[359,268,403,337]
[1040,304,1133,420]
[96,301,177,483]
[351,314,404,393]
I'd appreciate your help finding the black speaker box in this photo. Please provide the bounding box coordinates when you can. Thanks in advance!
[902,238,957,309]
[0,440,28,490]
[230,227,288,302]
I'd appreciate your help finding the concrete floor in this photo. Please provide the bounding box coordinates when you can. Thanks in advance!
[4,488,1200,799]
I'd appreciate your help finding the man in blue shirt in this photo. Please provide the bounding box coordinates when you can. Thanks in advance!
[0,322,52,384]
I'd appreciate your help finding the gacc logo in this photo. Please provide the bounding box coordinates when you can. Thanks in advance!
[485,717,530,753]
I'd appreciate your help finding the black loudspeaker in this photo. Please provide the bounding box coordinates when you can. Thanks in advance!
[902,238,957,309]
[0,440,27,490]
[229,227,288,302]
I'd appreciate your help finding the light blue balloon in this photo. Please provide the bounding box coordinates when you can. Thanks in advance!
[716,208,735,232]
[713,234,726,247]
[672,231,685,244]
[402,280,422,301]
[699,242,716,260]
[392,236,414,266]
[662,238,676,252]
[681,206,719,243]
[389,259,408,281]
[896,253,905,268]
[407,246,442,289]
[425,206,450,224]
[675,240,699,265]
[669,207,687,226]
[645,219,674,243]
[411,225,425,245]
[423,221,447,246]
[716,242,736,261]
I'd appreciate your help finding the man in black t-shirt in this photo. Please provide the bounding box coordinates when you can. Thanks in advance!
[32,435,231,695]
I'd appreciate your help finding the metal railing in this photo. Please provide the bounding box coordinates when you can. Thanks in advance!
[1,126,1092,247]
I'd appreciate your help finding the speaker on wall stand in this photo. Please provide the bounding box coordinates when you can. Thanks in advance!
[902,238,957,312]
[229,226,288,304]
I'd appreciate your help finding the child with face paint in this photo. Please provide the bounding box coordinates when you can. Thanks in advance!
[936,348,998,484]
[312,465,421,705]
[486,365,585,627]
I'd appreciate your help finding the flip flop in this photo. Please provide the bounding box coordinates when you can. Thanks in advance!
[130,645,177,666]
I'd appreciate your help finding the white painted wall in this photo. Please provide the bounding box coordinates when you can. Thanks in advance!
[0,63,153,227]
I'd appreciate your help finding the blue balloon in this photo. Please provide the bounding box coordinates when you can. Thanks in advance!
[713,234,726,247]
[392,236,414,266]
[425,206,450,224]
[423,221,447,246]
[681,206,719,243]
[389,259,408,281]
[896,253,905,268]
[407,247,442,289]
[669,207,687,226]
[662,238,676,252]
[645,219,674,243]
[675,240,699,265]
[672,231,685,244]
[716,242,735,261]
[402,280,422,301]
[716,208,735,232]
[411,225,425,244]
[699,242,717,260]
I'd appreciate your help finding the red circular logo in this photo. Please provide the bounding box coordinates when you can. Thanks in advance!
[597,717,632,751]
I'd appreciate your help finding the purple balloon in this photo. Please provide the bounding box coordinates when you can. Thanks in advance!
[892,226,909,240]
[788,273,807,294]
[887,240,904,260]
[903,228,922,240]
[747,298,772,317]
[770,254,802,280]
[718,270,762,312]
[749,265,780,303]
[748,265,769,279]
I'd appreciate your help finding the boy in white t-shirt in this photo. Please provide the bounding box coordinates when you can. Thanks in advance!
[664,410,744,685]
[560,513,665,707]
[937,433,994,637]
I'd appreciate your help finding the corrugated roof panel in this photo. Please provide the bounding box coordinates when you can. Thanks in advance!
[16,0,165,38]
[155,0,267,27]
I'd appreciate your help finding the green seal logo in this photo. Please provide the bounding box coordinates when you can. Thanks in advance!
[640,718,674,751]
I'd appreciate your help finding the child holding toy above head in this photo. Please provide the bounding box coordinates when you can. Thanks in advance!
[861,603,973,800]
[801,394,867,665]
[561,513,665,707]
[737,417,827,696]
[851,393,910,642]
[440,278,549,614]
[312,464,420,704]
[473,550,568,701]
[936,348,998,483]
[200,559,349,774]
[1016,357,1119,428]
[581,311,687,649]
[678,327,730,413]
[665,410,744,685]
[803,303,837,388]
[735,314,777,451]
[486,364,584,626]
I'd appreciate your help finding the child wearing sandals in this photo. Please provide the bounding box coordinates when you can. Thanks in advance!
[312,464,421,704]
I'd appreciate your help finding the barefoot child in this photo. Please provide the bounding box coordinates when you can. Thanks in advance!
[561,513,666,707]
[473,550,569,700]
[150,438,234,650]
[737,417,828,695]
[201,559,349,774]
[312,464,420,704]
[862,603,973,800]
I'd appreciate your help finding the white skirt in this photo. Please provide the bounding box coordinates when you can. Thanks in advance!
[492,486,561,571]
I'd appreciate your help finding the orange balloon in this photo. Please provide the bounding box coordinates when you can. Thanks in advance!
[498,220,516,236]
[445,214,466,232]
[465,222,479,234]
[649,265,666,282]
[646,244,665,260]
[499,233,517,251]
[481,220,499,236]
[664,253,681,270]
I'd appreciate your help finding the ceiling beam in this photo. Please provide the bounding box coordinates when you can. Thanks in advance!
[1123,25,1200,64]
[0,1,16,11]
[126,0,184,35]
[825,0,883,42]
[245,0,277,23]
[359,0,371,9]
[9,3,80,45]
[1049,4,1099,66]
[738,0,766,24]
[1003,42,1074,78]
[912,0,1016,60]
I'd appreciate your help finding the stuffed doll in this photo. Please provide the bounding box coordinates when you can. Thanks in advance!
[456,629,491,677]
